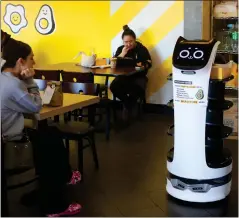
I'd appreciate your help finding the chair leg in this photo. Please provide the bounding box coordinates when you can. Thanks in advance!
[64,113,68,123]
[98,108,103,122]
[137,101,142,118]
[78,109,83,121]
[89,133,99,169]
[73,110,78,121]
[138,98,145,119]
[113,97,117,123]
[65,139,70,164]
[77,138,84,180]
[106,105,111,141]
[68,112,72,121]
[54,115,59,123]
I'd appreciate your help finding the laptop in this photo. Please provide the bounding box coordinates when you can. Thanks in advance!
[116,57,136,67]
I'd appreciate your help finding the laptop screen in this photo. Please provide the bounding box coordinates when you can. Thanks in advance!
[116,57,136,67]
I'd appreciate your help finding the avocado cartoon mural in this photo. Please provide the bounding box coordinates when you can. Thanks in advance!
[35,4,56,35]
[3,4,28,34]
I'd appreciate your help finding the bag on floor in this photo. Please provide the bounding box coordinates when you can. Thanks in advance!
[2,133,34,171]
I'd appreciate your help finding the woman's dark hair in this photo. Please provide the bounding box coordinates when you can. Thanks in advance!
[2,39,32,70]
[1,30,11,50]
[122,25,136,39]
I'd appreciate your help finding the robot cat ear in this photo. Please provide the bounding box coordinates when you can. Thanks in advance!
[176,36,186,43]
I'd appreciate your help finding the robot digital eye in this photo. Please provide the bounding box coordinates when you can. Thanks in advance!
[193,50,204,59]
[179,50,190,58]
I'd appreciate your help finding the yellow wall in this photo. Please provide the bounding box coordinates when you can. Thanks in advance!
[1,1,184,104]
[1,1,111,67]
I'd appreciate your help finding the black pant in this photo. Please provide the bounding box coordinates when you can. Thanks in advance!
[27,126,72,215]
[110,75,147,109]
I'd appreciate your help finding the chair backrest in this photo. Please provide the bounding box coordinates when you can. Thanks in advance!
[61,71,94,83]
[62,82,99,96]
[34,79,48,91]
[34,69,61,81]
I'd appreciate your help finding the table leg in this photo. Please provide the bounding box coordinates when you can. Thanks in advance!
[104,76,109,98]
[88,104,96,126]
[38,119,48,129]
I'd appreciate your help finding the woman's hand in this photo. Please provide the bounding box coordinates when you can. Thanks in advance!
[136,62,144,69]
[20,68,35,80]
[119,46,129,57]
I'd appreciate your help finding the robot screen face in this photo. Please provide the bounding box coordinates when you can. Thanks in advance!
[172,37,217,70]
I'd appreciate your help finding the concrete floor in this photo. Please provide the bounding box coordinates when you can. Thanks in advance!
[6,114,238,217]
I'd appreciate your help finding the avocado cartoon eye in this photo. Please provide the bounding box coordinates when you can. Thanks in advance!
[35,4,55,35]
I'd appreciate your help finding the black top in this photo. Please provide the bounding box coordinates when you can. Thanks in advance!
[115,41,152,69]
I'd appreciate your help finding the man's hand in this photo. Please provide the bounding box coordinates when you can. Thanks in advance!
[20,68,35,80]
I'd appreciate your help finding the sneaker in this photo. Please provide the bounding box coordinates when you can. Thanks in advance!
[47,203,82,217]
[67,171,81,185]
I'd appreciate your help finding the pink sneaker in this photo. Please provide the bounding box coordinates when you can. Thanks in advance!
[67,171,81,185]
[47,203,82,217]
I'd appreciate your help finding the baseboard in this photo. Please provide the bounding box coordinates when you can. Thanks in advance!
[144,103,174,115]
[111,100,173,115]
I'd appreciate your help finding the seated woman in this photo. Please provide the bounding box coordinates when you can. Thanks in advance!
[1,38,81,217]
[110,25,152,121]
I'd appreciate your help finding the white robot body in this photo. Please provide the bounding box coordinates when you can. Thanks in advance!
[167,179,231,202]
[166,37,233,203]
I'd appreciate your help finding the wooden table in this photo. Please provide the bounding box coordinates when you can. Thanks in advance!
[35,62,142,95]
[38,93,99,120]
[35,62,139,77]
[24,93,99,128]
[35,62,92,73]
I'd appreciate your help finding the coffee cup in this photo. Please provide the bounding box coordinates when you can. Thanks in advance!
[110,58,117,68]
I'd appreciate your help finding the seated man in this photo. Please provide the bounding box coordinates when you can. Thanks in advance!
[110,25,152,121]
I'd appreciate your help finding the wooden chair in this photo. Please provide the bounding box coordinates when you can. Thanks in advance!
[61,70,107,98]
[61,71,94,122]
[62,81,99,95]
[34,69,61,81]
[54,82,100,179]
[61,71,94,83]
[61,71,111,140]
